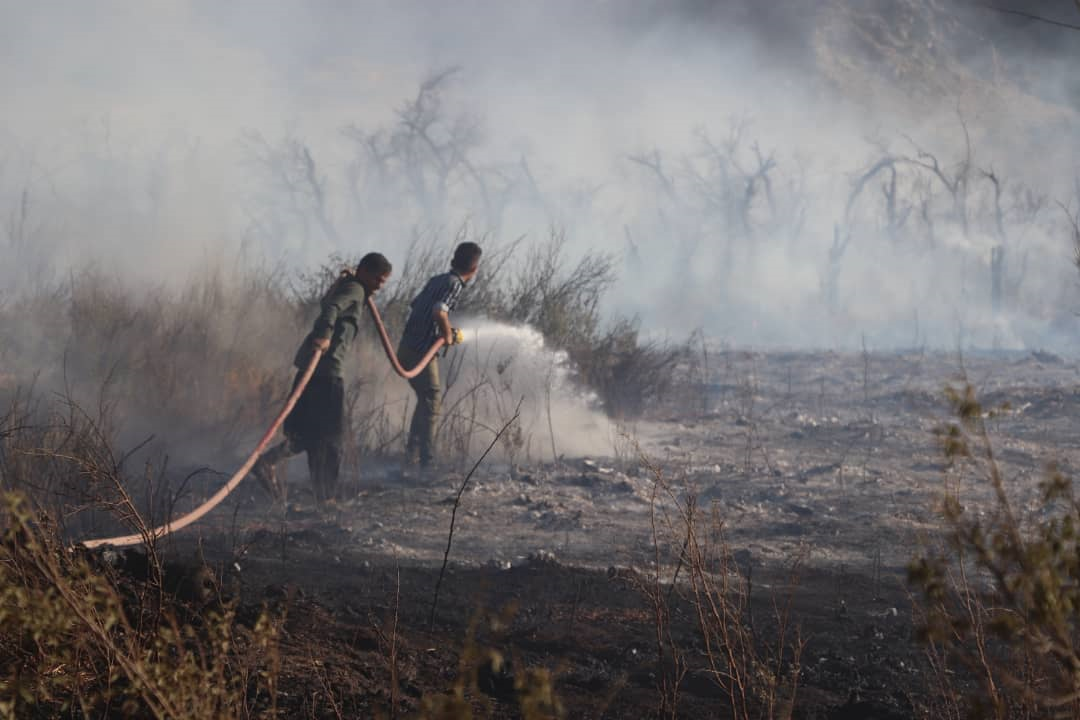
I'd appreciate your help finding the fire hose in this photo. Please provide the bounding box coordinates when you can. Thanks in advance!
[80,296,454,549]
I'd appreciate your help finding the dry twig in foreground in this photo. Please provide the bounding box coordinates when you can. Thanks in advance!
[429,398,523,631]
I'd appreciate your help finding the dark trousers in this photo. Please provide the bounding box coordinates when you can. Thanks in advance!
[262,372,344,502]
[397,343,441,466]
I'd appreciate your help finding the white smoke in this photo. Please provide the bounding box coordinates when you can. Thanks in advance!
[3,1,1080,351]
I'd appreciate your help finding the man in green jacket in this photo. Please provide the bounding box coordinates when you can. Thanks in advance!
[252,252,392,504]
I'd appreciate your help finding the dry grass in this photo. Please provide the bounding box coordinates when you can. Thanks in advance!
[632,447,805,719]
[0,490,281,719]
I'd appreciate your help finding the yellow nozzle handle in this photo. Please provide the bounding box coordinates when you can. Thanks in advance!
[451,327,465,346]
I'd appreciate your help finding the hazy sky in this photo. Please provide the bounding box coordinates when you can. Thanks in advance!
[3,0,1079,350]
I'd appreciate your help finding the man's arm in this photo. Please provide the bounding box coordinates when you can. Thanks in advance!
[431,275,464,345]
[311,280,361,351]
[434,307,453,345]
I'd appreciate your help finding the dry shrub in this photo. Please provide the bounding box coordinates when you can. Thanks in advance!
[0,376,230,543]
[485,231,686,419]
[287,228,687,424]
[0,493,281,719]
[0,381,131,537]
[909,382,1080,719]
[573,317,685,419]
[0,385,283,718]
[417,608,564,720]
[2,263,300,467]
[637,453,804,719]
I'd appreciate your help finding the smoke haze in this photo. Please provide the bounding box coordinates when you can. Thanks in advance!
[3,0,1080,352]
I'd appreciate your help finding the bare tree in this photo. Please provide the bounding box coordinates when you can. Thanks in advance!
[824,223,851,313]
[241,130,340,250]
[1059,183,1080,274]
[341,67,514,231]
[845,154,914,245]
[627,149,677,202]
[900,109,974,238]
[983,3,1080,31]
[5,187,31,252]
[982,168,1008,316]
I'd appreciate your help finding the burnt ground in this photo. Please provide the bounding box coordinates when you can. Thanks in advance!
[144,348,1080,718]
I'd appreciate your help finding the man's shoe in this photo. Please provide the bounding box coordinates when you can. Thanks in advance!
[252,457,285,504]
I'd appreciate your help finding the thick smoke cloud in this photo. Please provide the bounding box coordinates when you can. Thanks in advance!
[2,0,1080,350]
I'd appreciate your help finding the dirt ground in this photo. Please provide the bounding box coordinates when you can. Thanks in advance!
[146,348,1080,719]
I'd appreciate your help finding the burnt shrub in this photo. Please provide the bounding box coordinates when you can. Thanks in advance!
[288,228,687,419]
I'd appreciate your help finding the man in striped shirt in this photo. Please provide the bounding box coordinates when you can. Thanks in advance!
[398,242,482,468]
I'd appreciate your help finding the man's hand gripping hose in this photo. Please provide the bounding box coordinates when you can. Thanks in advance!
[443,327,464,355]
[79,297,452,549]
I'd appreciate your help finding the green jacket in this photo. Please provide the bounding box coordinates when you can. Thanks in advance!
[294,276,368,378]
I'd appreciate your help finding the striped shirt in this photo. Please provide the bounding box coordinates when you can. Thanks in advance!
[401,271,466,352]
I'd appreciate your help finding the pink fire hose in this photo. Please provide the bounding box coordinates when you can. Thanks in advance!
[80,297,447,549]
[364,296,448,380]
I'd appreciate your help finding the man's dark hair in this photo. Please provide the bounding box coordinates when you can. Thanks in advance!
[357,252,392,276]
[451,242,482,273]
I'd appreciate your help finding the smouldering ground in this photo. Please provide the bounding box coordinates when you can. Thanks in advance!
[203,348,1080,575]
[154,348,1080,717]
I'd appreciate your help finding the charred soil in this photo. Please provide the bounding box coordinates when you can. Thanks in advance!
[107,347,1080,718]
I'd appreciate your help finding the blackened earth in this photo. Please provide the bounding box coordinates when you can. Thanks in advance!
[143,349,1080,718]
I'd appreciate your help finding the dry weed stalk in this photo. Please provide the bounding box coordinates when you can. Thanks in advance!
[910,380,1080,718]
[637,448,804,719]
[369,565,402,719]
[430,400,522,631]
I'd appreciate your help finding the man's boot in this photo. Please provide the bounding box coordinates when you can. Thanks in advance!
[251,456,286,505]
